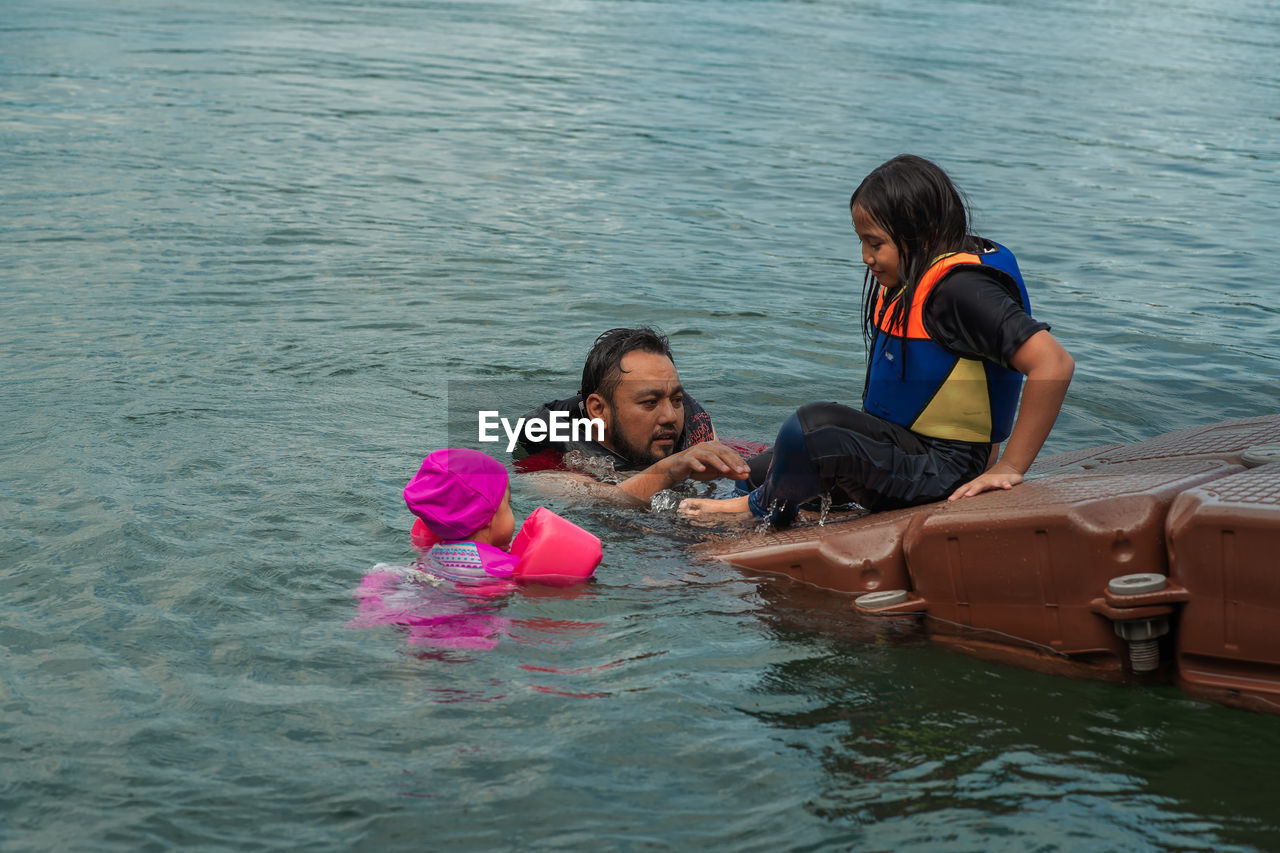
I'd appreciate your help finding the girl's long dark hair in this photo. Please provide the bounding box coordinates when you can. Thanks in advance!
[852,155,975,354]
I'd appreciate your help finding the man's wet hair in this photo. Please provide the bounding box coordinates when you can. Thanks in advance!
[580,326,675,404]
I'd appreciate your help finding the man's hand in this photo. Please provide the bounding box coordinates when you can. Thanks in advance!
[661,442,751,483]
[617,441,750,502]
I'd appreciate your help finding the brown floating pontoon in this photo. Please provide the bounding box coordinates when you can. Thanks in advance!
[700,414,1280,715]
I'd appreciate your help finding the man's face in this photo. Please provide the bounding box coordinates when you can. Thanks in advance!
[591,350,685,467]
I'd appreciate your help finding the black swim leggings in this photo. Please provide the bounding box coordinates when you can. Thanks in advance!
[740,402,991,525]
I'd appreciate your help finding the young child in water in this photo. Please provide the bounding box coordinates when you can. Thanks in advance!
[403,448,519,583]
[681,154,1075,525]
[350,448,600,651]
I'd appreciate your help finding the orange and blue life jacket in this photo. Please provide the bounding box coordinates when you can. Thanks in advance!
[862,240,1030,444]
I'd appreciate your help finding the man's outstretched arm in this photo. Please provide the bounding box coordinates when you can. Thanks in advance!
[615,441,750,502]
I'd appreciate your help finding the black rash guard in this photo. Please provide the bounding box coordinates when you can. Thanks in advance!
[923,266,1049,367]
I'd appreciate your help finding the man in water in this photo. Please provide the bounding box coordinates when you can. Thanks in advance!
[516,326,750,502]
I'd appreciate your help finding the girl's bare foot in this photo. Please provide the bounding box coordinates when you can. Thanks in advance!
[677,494,753,520]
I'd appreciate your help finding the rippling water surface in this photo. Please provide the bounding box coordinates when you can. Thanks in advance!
[4,0,1280,849]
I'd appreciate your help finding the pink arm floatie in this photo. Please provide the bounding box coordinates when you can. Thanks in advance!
[508,506,602,585]
[410,517,440,550]
[410,507,601,585]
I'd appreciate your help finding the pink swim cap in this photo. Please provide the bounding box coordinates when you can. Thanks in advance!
[403,449,509,542]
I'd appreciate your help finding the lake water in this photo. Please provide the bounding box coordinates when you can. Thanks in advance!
[3,0,1280,849]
